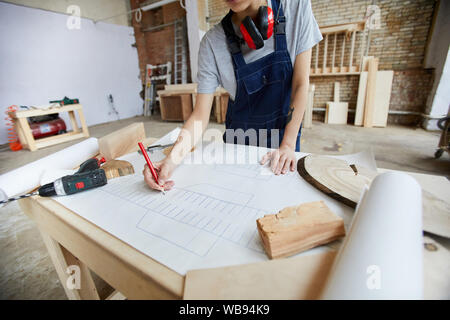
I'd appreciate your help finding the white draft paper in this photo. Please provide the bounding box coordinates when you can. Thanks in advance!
[55,135,377,275]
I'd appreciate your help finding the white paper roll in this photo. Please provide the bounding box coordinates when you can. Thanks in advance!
[321,172,423,299]
[0,138,99,197]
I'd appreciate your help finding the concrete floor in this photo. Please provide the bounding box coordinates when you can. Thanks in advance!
[0,115,449,299]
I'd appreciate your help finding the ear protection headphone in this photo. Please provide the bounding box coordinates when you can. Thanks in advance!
[239,6,274,50]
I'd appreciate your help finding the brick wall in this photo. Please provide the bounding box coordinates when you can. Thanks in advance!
[130,0,189,84]
[205,0,437,125]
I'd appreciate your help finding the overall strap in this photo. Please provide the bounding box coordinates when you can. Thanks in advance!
[221,11,246,68]
[271,0,287,52]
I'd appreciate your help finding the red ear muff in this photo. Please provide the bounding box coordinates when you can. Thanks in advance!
[240,16,264,50]
[256,6,274,40]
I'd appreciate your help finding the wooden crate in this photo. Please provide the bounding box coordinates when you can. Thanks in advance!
[159,94,193,121]
[9,104,89,151]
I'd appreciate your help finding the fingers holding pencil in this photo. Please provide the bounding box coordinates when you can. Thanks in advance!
[143,163,174,192]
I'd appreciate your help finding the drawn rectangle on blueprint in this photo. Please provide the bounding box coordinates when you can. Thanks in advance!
[54,135,375,275]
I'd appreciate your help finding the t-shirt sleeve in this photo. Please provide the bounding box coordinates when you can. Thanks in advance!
[197,34,221,94]
[295,0,323,55]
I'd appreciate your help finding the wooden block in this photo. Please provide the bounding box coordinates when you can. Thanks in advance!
[334,82,340,102]
[373,71,394,127]
[363,58,379,128]
[98,122,146,161]
[257,201,346,259]
[326,102,348,124]
[101,160,135,180]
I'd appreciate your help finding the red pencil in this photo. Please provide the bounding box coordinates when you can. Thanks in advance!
[138,142,165,194]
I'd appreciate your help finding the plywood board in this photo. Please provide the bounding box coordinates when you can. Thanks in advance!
[326,102,349,125]
[372,71,394,127]
[363,58,379,127]
[184,251,337,300]
[354,71,368,126]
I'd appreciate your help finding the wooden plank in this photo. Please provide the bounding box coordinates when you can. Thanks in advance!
[77,107,90,138]
[331,33,337,71]
[184,251,337,300]
[34,132,86,149]
[334,82,340,102]
[320,21,365,35]
[68,111,80,133]
[340,35,346,69]
[323,34,328,71]
[372,71,394,127]
[19,197,184,299]
[257,201,345,259]
[315,41,319,72]
[354,71,368,126]
[363,58,379,128]
[12,104,83,118]
[17,117,37,151]
[98,122,146,161]
[164,83,197,91]
[349,31,356,70]
[303,84,315,129]
[310,72,361,77]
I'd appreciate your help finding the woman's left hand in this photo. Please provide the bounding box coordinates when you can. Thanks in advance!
[260,145,297,175]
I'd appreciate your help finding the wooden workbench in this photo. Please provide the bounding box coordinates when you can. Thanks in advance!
[19,189,183,300]
[17,136,450,300]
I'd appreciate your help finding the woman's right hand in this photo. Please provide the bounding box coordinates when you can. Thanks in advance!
[142,157,177,192]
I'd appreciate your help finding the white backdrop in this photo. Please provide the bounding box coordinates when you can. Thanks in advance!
[0,2,143,144]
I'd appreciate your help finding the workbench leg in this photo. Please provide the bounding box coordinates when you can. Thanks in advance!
[17,117,37,151]
[68,111,80,133]
[40,231,100,300]
[76,108,90,138]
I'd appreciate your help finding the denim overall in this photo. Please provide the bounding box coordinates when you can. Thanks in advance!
[221,0,301,151]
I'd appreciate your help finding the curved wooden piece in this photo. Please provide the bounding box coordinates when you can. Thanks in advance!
[297,155,378,208]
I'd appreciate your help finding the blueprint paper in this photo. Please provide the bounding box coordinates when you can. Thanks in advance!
[55,133,376,275]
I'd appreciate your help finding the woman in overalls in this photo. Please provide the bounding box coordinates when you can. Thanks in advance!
[144,0,322,192]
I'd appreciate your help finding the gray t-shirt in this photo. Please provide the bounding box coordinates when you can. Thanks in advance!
[197,0,323,100]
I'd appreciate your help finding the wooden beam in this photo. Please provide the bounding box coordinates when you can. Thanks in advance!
[340,35,346,71]
[332,33,337,71]
[349,31,356,70]
[323,34,328,71]
[320,21,366,35]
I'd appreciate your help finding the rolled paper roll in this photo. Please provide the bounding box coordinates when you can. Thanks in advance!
[321,172,423,299]
[0,138,99,197]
